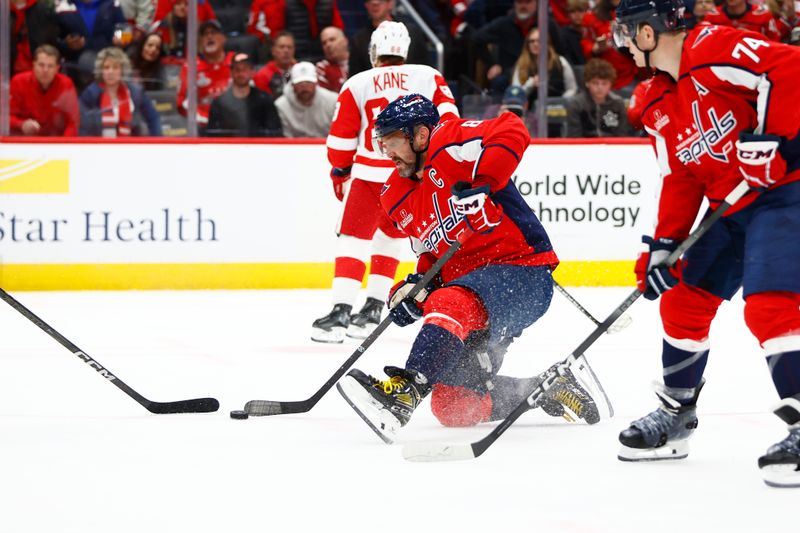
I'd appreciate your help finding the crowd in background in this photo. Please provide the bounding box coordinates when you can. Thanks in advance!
[7,0,800,139]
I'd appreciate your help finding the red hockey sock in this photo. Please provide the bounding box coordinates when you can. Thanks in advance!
[430,383,492,427]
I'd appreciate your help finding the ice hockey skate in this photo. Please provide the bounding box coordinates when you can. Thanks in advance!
[336,366,430,444]
[310,304,352,343]
[618,380,703,462]
[346,297,383,339]
[489,360,606,424]
[758,397,800,488]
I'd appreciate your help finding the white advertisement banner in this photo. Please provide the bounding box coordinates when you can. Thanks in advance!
[0,141,659,263]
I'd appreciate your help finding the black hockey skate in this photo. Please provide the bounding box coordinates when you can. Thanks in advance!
[758,397,800,488]
[346,297,383,339]
[336,366,431,444]
[310,304,352,343]
[489,360,605,424]
[618,380,704,462]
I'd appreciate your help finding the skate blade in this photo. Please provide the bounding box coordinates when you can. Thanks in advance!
[762,464,800,488]
[345,322,377,340]
[617,439,690,462]
[311,326,346,344]
[336,376,400,444]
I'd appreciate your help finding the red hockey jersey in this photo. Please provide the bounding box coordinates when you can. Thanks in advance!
[379,114,559,283]
[326,64,459,183]
[177,52,233,124]
[641,24,800,241]
[704,3,783,41]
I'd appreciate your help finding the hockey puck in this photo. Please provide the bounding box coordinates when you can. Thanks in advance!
[230,410,249,420]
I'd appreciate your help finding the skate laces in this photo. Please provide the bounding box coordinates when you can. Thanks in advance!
[773,427,800,453]
[379,375,408,394]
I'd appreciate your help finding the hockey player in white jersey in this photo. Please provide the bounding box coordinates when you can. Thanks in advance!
[311,21,459,343]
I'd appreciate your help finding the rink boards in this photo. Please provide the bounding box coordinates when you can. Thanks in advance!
[0,138,657,290]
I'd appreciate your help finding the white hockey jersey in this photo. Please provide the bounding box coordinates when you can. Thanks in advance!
[326,64,459,182]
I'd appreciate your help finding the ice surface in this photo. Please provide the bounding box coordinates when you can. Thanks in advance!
[0,288,795,532]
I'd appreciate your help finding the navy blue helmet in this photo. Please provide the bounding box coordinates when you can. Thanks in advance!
[374,94,440,140]
[613,0,686,47]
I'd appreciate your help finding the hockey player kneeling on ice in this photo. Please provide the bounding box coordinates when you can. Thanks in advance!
[614,0,800,485]
[335,94,607,444]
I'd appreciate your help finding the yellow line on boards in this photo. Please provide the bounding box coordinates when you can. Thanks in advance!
[0,262,635,291]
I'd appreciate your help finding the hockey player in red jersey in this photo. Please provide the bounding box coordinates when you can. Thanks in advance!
[614,0,800,487]
[335,94,606,443]
[311,21,459,343]
[703,0,784,41]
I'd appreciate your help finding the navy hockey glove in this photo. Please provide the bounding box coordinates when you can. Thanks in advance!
[451,182,503,234]
[735,133,786,191]
[634,236,682,301]
[387,273,435,327]
[330,166,352,201]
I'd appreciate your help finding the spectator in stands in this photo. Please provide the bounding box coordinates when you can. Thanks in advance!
[154,0,190,61]
[472,0,564,95]
[55,0,127,90]
[625,75,652,134]
[10,44,80,136]
[316,26,349,92]
[283,0,345,62]
[153,0,215,24]
[254,31,296,97]
[118,0,155,45]
[581,0,638,90]
[129,32,167,90]
[247,0,286,46]
[791,26,800,45]
[10,0,59,75]
[79,47,161,136]
[177,20,233,129]
[348,0,431,76]
[686,0,715,27]
[565,58,630,138]
[512,27,578,106]
[207,53,283,137]
[275,61,337,137]
[704,0,784,41]
[559,0,588,66]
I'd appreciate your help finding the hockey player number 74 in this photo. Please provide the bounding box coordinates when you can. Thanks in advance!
[731,37,769,63]
[364,97,390,153]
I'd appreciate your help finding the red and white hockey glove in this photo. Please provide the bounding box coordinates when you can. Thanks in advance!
[387,273,436,327]
[634,236,682,301]
[330,166,352,201]
[451,182,503,234]
[735,133,786,191]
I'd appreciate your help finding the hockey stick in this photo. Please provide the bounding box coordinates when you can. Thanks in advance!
[0,288,220,414]
[553,280,632,333]
[241,228,472,417]
[402,180,751,462]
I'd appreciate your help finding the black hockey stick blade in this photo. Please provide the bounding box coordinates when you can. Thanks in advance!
[402,181,751,462]
[146,398,220,414]
[0,288,220,415]
[240,228,473,417]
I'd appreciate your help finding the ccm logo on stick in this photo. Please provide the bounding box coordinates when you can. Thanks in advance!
[74,351,117,381]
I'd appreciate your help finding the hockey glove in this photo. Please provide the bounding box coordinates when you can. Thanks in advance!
[330,166,352,201]
[634,236,681,301]
[451,182,503,234]
[387,273,435,327]
[735,133,786,191]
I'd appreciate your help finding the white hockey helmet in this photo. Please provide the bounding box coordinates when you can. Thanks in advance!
[369,21,411,68]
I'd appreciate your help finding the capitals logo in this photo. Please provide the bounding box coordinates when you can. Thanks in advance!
[419,192,462,253]
[675,100,736,165]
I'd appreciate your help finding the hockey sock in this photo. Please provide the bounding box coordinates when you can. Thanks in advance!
[764,343,800,400]
[332,257,366,305]
[405,324,465,384]
[662,336,709,404]
[365,254,399,301]
[744,292,800,399]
